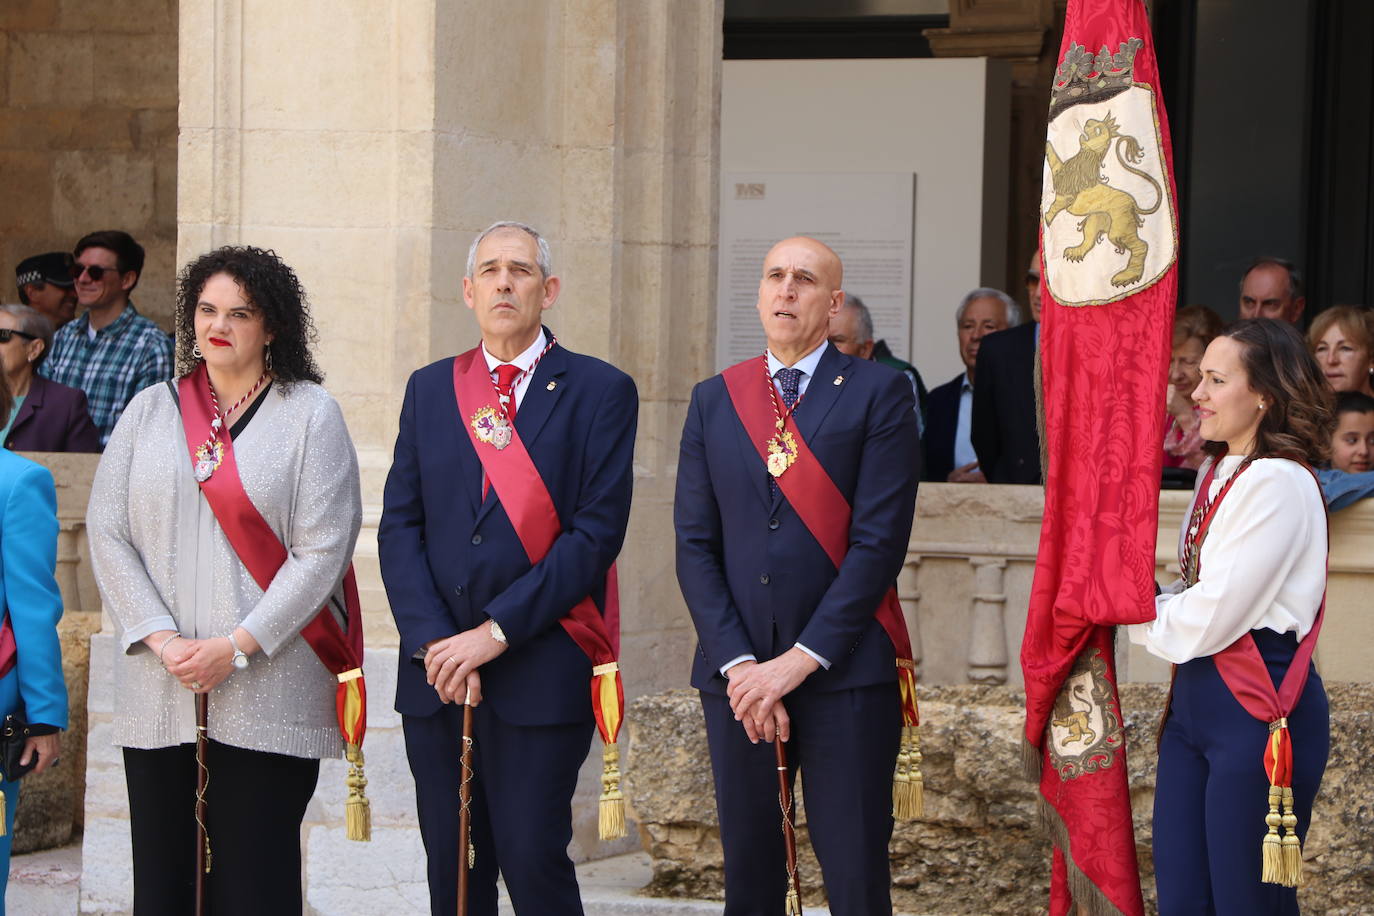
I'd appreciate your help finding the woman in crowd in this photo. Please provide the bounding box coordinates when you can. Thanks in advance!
[1308,304,1374,397]
[1132,318,1331,912]
[0,305,100,453]
[87,247,362,914]
[0,370,67,912]
[1162,304,1224,470]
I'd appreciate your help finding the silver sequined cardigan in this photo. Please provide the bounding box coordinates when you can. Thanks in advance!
[87,380,362,759]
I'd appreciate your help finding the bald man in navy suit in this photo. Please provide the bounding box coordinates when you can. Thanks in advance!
[675,237,919,914]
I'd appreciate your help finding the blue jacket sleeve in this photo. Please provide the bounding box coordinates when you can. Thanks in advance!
[378,371,460,659]
[1317,467,1374,513]
[4,464,68,729]
[484,372,639,648]
[673,383,758,672]
[796,371,920,663]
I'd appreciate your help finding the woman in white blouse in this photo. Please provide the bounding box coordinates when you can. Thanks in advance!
[1132,318,1332,913]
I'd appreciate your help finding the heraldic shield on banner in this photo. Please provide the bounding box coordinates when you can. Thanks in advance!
[1047,648,1126,781]
[1041,39,1178,308]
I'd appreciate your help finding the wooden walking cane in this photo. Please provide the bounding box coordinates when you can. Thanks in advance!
[457,688,476,916]
[194,693,211,916]
[775,740,802,916]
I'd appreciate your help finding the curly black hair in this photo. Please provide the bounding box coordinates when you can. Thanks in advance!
[174,246,323,385]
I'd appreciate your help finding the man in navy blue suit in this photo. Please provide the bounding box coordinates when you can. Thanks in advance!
[675,236,919,914]
[379,221,637,916]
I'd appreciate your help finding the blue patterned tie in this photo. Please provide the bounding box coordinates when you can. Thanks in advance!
[769,368,803,499]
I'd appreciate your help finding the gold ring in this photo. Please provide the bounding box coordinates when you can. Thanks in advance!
[191,681,203,689]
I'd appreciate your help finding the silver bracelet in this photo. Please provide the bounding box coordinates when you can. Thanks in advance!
[157,633,183,665]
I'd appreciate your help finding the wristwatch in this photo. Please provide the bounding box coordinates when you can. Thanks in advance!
[227,632,249,670]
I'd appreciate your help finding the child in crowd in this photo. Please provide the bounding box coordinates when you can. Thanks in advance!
[1316,391,1374,509]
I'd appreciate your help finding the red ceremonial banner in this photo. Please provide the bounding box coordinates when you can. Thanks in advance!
[1021,0,1179,912]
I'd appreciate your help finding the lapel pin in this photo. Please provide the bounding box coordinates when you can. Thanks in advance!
[833,375,844,386]
[546,380,557,391]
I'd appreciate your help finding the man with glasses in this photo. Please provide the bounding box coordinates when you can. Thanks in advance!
[40,230,174,445]
[14,252,78,329]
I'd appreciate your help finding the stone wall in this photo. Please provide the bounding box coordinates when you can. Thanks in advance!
[628,683,1374,914]
[0,0,178,328]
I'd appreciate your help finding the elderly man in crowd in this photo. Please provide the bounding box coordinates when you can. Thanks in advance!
[677,236,918,914]
[41,230,174,446]
[828,292,927,433]
[923,288,1019,482]
[14,252,78,329]
[1238,256,1305,323]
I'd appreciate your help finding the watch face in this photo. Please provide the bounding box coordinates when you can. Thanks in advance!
[232,654,249,670]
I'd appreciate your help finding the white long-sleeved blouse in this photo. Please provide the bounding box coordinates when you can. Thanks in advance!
[1128,455,1326,665]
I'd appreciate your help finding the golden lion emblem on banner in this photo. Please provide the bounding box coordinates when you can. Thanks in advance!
[1047,648,1125,781]
[1044,112,1163,289]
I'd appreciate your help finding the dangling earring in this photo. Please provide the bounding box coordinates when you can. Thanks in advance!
[192,342,203,359]
[265,345,273,371]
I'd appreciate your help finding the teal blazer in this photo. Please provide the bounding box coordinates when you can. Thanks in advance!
[0,449,67,730]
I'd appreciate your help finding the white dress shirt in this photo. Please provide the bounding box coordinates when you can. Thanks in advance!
[953,372,976,469]
[1129,455,1327,664]
[722,340,833,677]
[481,329,549,410]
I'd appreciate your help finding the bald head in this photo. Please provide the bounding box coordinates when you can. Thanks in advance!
[757,236,846,365]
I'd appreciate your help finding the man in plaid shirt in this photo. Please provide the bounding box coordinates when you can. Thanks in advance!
[40,231,174,446]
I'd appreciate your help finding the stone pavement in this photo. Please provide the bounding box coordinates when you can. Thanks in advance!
[8,841,926,915]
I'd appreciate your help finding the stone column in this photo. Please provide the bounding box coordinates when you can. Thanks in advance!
[81,2,721,912]
[966,556,1010,685]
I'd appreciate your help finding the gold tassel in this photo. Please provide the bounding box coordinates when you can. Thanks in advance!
[1261,784,1284,884]
[785,885,802,916]
[345,743,371,842]
[598,742,626,840]
[892,726,924,820]
[0,788,6,838]
[1280,786,1302,887]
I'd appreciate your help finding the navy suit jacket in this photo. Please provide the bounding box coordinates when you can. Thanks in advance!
[675,344,919,696]
[921,372,964,483]
[378,338,638,724]
[971,321,1042,485]
[5,375,101,453]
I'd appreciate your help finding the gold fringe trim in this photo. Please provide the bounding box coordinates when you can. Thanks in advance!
[1022,733,1044,781]
[892,725,925,819]
[0,788,6,837]
[345,743,371,842]
[1035,795,1132,916]
[598,742,627,840]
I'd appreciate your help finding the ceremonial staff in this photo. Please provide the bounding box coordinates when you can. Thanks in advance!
[194,693,211,916]
[775,740,801,916]
[457,689,476,916]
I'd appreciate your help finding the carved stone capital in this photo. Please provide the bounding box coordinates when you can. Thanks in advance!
[924,26,1047,60]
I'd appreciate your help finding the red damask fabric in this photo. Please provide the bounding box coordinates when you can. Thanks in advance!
[1022,0,1179,913]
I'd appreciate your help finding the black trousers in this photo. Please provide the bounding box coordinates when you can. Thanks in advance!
[123,741,320,916]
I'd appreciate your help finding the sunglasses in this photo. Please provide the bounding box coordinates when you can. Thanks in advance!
[71,263,122,282]
[0,329,38,344]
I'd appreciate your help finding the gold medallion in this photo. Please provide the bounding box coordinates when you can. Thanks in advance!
[470,406,512,450]
[766,431,799,478]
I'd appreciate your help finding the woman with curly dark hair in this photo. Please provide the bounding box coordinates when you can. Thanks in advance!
[1132,318,1333,912]
[87,247,364,914]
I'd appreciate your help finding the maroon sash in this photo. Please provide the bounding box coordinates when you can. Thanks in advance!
[451,346,626,839]
[720,356,923,817]
[176,365,370,839]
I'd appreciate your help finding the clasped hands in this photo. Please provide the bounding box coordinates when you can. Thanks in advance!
[423,622,508,705]
[147,628,259,694]
[724,648,820,745]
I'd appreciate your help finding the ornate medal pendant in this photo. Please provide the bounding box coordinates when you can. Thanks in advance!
[193,439,224,482]
[471,406,513,450]
[766,430,799,478]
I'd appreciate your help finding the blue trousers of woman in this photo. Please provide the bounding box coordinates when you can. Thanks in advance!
[1154,629,1329,915]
